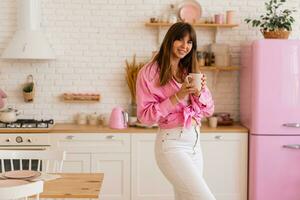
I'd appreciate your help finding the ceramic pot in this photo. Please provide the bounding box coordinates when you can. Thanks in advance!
[0,108,20,123]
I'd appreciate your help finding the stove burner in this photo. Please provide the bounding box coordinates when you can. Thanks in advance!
[0,119,54,128]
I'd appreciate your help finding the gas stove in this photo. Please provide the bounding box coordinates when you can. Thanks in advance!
[0,119,54,129]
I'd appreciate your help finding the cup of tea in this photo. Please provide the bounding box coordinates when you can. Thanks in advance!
[185,73,204,91]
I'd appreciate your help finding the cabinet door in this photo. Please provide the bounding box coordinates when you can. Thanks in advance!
[131,134,174,200]
[201,133,248,200]
[91,153,130,200]
[62,153,90,173]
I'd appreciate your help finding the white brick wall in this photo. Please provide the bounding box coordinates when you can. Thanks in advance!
[0,0,300,122]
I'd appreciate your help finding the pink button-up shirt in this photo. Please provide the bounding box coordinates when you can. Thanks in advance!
[136,61,214,129]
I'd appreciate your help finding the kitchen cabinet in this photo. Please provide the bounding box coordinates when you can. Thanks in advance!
[131,134,174,200]
[62,153,90,173]
[201,133,248,200]
[131,133,248,200]
[50,131,247,200]
[50,133,131,200]
[91,153,131,200]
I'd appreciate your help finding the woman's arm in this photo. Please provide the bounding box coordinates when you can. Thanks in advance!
[190,86,214,117]
[136,70,176,125]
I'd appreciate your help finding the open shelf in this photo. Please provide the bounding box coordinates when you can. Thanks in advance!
[145,22,239,44]
[199,66,239,71]
[63,100,100,103]
[62,93,101,103]
[145,22,239,28]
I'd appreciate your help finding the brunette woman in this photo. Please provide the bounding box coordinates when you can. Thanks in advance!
[136,22,216,200]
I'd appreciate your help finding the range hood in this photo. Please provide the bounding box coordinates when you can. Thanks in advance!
[1,0,55,60]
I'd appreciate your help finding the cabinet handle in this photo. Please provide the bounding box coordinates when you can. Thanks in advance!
[282,144,300,149]
[282,123,300,128]
[66,135,74,140]
[106,135,114,139]
[215,135,223,140]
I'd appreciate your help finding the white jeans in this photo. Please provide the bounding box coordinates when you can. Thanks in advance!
[155,126,216,200]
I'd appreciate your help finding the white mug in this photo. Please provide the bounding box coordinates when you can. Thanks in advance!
[185,73,204,91]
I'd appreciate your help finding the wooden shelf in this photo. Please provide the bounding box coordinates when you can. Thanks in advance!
[62,93,101,103]
[145,22,239,28]
[199,66,239,71]
[146,22,239,44]
[63,100,100,103]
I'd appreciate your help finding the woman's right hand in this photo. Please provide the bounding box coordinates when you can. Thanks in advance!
[176,78,197,100]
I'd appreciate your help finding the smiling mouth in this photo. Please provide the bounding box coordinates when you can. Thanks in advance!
[178,50,187,54]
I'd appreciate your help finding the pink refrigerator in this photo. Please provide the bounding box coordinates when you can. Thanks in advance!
[240,40,300,200]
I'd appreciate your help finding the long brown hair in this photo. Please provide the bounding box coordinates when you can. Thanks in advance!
[153,22,198,86]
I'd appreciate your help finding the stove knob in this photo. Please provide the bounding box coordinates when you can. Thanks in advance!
[27,138,32,143]
[5,138,10,142]
[16,136,23,143]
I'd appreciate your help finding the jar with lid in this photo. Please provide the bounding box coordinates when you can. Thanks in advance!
[197,51,205,66]
[168,4,177,24]
[205,52,211,66]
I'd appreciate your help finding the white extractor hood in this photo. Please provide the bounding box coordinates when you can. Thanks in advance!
[1,0,55,60]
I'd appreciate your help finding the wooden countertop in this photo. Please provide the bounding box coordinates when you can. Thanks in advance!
[0,122,248,134]
[52,122,248,133]
[41,173,103,198]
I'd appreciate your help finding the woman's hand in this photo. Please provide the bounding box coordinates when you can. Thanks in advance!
[176,78,198,100]
[194,74,207,97]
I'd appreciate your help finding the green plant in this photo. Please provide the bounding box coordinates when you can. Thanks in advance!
[23,82,34,93]
[245,0,296,32]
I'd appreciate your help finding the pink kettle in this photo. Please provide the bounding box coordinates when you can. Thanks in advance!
[109,107,128,129]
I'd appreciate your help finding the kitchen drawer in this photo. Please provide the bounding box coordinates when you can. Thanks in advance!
[50,133,130,153]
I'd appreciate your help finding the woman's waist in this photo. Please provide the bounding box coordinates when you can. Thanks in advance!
[158,117,199,129]
[157,123,200,145]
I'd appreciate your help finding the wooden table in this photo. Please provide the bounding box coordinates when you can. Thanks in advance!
[40,173,104,198]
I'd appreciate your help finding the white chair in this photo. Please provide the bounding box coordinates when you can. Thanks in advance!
[0,180,43,200]
[0,150,66,173]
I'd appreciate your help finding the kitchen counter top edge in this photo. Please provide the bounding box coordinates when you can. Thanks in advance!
[0,122,248,134]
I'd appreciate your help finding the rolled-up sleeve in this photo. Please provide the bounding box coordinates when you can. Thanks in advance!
[136,69,174,125]
[190,86,214,118]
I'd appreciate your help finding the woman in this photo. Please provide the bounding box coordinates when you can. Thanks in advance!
[136,22,216,200]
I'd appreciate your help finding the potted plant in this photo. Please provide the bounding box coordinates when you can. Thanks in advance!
[22,75,35,102]
[245,0,296,39]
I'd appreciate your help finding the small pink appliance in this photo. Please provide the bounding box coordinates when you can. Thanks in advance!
[240,40,300,200]
[109,107,128,129]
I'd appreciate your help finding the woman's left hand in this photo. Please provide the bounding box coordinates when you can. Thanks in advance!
[194,74,207,97]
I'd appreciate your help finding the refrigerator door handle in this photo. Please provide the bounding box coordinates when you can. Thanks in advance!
[282,144,300,149]
[282,123,300,128]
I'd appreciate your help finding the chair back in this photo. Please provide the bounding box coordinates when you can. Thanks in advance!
[0,180,43,200]
[0,150,66,173]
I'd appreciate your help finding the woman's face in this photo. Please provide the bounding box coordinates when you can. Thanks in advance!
[171,34,193,60]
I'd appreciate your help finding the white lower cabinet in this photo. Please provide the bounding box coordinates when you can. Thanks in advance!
[91,153,131,200]
[51,132,247,200]
[131,134,174,200]
[62,153,90,173]
[131,133,248,200]
[51,133,131,200]
[201,133,248,200]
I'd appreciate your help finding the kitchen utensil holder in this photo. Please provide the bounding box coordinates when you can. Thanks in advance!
[23,75,35,103]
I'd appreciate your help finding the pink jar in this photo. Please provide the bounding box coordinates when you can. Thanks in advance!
[226,10,235,24]
[214,14,224,24]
